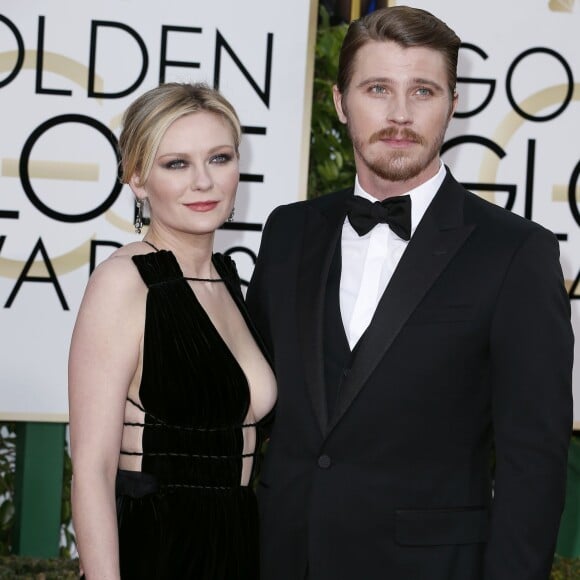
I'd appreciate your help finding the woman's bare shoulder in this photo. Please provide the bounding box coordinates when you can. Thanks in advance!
[80,241,156,308]
[108,240,155,259]
[89,242,154,288]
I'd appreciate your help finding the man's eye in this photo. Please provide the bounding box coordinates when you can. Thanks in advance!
[416,87,433,97]
[369,85,386,94]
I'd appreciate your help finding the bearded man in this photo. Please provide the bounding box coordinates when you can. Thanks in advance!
[247,6,574,579]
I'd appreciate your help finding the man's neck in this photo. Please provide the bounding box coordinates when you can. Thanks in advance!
[357,158,442,201]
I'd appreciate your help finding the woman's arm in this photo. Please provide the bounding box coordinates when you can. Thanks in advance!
[68,256,144,580]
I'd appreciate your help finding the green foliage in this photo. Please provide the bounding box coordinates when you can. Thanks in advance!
[59,440,74,559]
[0,555,78,578]
[308,6,355,199]
[0,425,16,556]
[551,554,580,578]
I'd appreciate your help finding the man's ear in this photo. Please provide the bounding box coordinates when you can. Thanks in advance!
[449,91,459,120]
[333,85,348,124]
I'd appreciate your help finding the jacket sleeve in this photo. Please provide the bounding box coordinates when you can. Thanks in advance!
[484,227,574,579]
[246,206,284,359]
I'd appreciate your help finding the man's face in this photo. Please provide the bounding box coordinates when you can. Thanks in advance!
[333,40,457,196]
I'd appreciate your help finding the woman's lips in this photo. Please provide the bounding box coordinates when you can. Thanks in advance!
[185,201,219,212]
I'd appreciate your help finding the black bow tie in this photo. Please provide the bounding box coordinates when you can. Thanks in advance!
[347,195,412,240]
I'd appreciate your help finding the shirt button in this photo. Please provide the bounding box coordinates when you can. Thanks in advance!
[317,454,332,469]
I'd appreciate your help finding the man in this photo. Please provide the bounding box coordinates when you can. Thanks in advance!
[246,6,574,579]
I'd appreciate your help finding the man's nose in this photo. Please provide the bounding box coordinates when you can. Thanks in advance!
[387,95,412,124]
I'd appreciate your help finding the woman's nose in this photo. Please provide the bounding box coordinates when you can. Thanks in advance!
[191,165,212,191]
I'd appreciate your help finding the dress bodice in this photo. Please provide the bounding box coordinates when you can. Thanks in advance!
[119,250,272,490]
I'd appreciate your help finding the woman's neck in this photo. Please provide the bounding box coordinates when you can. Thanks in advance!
[143,227,216,279]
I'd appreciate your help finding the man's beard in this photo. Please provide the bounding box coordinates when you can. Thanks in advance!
[349,124,447,183]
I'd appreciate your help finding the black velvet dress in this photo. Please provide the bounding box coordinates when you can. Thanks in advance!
[115,249,271,579]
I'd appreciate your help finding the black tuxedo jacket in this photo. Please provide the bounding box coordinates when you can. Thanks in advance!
[246,170,574,580]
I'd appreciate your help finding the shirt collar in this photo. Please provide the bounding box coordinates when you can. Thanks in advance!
[353,161,446,235]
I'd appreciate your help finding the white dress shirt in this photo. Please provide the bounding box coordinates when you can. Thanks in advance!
[340,163,447,349]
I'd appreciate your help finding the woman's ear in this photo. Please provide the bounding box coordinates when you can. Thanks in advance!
[128,173,146,200]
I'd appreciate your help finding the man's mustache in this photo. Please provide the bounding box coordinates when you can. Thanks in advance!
[369,128,425,145]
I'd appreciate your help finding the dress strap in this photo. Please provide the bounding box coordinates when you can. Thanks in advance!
[131,250,183,287]
[142,240,160,252]
[126,396,146,412]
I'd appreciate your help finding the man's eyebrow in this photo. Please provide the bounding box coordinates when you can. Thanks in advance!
[356,76,393,88]
[355,76,446,92]
[411,77,446,92]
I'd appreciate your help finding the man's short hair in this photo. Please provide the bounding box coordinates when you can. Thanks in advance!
[337,6,461,97]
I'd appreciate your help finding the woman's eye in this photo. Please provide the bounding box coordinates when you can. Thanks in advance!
[164,159,187,169]
[210,153,232,164]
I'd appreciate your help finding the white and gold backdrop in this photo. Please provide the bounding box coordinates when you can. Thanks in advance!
[393,0,580,424]
[0,0,318,420]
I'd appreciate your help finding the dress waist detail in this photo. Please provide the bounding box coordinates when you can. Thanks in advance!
[120,398,262,489]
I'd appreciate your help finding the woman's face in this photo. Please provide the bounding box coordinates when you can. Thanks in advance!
[133,111,239,237]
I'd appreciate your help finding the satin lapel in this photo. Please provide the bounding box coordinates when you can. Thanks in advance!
[297,193,350,436]
[328,174,476,433]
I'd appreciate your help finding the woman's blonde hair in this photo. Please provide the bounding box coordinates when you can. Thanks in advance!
[118,82,241,186]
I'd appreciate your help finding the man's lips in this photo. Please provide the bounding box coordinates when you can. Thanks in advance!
[379,138,418,148]
[370,129,424,146]
[184,201,219,212]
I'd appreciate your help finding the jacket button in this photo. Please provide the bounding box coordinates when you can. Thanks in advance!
[317,454,332,469]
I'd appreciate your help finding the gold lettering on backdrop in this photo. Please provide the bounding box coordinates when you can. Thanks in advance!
[2,159,99,181]
[105,208,139,233]
[0,49,132,276]
[0,50,104,94]
[552,185,580,203]
[478,83,580,291]
[0,240,92,278]
[479,83,580,202]
[549,0,575,12]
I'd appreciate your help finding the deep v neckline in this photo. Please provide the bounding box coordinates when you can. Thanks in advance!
[138,241,276,428]
[142,244,253,420]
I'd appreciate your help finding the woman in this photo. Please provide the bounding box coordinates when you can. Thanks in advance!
[68,82,276,579]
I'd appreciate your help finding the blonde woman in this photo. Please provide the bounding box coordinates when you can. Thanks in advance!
[69,82,276,579]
